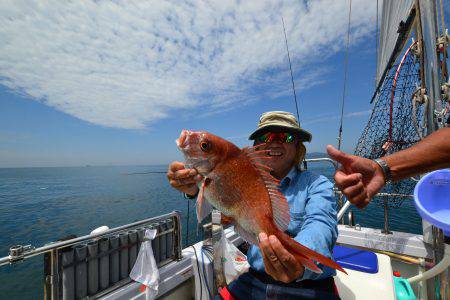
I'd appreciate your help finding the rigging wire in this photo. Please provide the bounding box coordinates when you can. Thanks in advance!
[337,0,352,150]
[281,16,300,122]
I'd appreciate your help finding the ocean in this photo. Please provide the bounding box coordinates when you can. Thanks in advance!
[0,164,423,299]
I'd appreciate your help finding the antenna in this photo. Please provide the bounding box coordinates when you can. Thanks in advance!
[281,16,300,122]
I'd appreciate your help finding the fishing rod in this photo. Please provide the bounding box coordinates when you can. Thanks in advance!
[281,16,300,122]
[123,171,166,175]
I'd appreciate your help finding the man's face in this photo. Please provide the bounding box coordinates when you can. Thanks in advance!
[254,130,298,179]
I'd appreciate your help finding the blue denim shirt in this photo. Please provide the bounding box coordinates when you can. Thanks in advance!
[246,166,338,281]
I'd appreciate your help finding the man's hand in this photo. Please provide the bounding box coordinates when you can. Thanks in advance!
[166,161,202,196]
[327,145,386,208]
[258,232,304,283]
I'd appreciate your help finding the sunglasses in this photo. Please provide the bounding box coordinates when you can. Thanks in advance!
[256,132,296,144]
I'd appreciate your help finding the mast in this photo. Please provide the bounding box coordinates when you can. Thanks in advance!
[416,0,442,135]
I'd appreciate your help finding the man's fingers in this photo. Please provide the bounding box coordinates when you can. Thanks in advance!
[178,169,198,179]
[334,170,362,188]
[258,233,288,280]
[168,161,186,172]
[327,145,354,170]
[350,192,370,209]
[167,168,193,179]
[169,179,196,189]
[167,169,199,183]
[342,181,365,198]
[268,235,300,278]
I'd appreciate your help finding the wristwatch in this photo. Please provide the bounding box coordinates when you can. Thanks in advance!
[373,158,392,183]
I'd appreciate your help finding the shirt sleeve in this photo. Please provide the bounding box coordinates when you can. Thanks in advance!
[295,174,338,281]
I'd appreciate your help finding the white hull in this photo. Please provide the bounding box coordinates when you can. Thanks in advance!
[100,225,432,300]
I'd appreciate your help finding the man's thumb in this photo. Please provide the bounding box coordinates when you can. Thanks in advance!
[326,145,353,167]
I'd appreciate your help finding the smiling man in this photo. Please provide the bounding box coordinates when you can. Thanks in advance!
[167,111,340,299]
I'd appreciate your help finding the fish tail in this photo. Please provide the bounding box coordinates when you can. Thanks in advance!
[277,231,347,274]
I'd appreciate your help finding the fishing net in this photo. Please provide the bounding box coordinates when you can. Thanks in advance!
[354,42,424,208]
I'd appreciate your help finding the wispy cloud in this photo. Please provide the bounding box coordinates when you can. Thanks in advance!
[302,110,371,125]
[0,0,376,129]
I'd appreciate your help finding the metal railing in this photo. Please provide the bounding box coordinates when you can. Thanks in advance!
[0,211,182,299]
[304,157,347,224]
[304,157,414,233]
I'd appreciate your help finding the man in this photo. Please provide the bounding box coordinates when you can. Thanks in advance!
[167,111,339,299]
[327,127,450,209]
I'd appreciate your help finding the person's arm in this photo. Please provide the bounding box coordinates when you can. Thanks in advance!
[327,127,450,208]
[294,175,338,280]
[384,127,450,181]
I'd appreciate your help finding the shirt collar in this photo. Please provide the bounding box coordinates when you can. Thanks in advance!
[280,166,298,187]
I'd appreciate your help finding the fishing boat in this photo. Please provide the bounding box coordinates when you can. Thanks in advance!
[1,0,449,299]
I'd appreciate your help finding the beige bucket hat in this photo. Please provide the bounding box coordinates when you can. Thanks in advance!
[249,111,312,142]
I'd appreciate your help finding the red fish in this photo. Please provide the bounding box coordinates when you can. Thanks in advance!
[176,130,345,274]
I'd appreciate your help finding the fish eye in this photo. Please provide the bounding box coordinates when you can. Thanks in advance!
[200,141,211,152]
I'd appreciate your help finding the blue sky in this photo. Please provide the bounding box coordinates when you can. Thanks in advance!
[0,1,386,167]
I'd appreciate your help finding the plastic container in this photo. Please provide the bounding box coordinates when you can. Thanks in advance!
[414,169,450,235]
[393,275,416,300]
[333,245,378,273]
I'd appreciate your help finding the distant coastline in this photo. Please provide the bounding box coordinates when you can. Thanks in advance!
[306,152,329,159]
[0,154,330,169]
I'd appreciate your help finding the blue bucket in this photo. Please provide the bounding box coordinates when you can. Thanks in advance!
[414,169,450,235]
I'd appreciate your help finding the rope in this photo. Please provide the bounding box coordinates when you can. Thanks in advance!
[337,0,352,150]
[281,16,300,122]
[389,41,417,142]
[439,0,446,36]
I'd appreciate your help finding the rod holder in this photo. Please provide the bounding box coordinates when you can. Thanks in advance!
[109,235,119,284]
[74,245,87,298]
[119,233,129,280]
[87,241,99,295]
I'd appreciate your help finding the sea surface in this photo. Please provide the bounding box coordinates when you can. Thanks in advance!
[0,164,423,299]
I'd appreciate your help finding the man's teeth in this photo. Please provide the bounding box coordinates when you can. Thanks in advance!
[268,151,283,156]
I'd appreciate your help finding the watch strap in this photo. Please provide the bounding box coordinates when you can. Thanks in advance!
[183,191,198,199]
[373,158,392,183]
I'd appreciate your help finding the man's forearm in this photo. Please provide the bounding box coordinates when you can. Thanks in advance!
[384,128,450,181]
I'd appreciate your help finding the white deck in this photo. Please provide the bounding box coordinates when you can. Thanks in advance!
[334,253,395,300]
[100,226,429,300]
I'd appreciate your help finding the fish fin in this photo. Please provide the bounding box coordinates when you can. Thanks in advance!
[196,179,212,223]
[295,256,323,274]
[234,224,259,245]
[278,231,347,274]
[243,148,290,232]
[268,191,290,232]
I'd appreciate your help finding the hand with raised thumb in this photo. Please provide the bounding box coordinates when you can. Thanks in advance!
[326,145,386,208]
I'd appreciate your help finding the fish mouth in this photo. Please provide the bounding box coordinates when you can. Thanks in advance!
[176,130,211,173]
[176,129,190,149]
